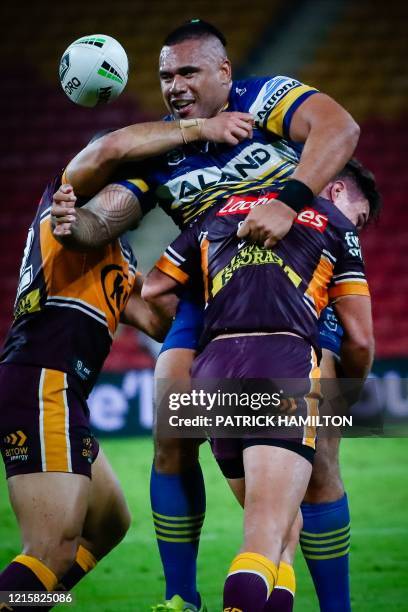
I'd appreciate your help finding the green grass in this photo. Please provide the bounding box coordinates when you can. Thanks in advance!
[1,438,407,611]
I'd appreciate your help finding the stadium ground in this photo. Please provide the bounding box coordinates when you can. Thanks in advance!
[0,437,407,611]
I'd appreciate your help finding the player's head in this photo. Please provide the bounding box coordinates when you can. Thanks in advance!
[321,158,382,230]
[159,19,232,119]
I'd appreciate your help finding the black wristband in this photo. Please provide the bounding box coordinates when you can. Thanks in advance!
[278,179,314,213]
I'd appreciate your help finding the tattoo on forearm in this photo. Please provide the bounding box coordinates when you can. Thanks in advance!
[72,185,141,248]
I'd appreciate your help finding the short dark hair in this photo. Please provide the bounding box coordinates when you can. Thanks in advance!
[337,157,382,223]
[163,19,227,48]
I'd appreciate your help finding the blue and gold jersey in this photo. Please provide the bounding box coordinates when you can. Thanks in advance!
[1,175,137,394]
[156,196,369,353]
[115,76,318,228]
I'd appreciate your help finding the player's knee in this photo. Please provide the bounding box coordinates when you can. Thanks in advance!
[305,445,344,503]
[154,437,200,473]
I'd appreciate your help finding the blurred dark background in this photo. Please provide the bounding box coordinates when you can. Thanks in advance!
[1,0,407,369]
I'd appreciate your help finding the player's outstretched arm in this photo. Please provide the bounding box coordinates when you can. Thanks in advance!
[121,274,171,342]
[333,294,375,381]
[238,93,359,248]
[51,183,142,250]
[65,113,253,197]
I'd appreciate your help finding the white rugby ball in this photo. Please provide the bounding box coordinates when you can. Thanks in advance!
[59,34,128,107]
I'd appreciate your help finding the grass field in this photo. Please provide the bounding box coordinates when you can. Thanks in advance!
[1,437,407,611]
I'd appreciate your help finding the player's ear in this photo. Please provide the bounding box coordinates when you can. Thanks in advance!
[330,180,346,202]
[220,58,232,83]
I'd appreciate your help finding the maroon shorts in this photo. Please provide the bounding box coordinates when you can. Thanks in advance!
[0,363,99,479]
[191,334,320,476]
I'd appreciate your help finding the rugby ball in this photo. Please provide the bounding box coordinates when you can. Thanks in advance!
[59,34,128,107]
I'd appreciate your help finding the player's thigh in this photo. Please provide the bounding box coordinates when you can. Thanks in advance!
[81,447,131,558]
[9,471,90,549]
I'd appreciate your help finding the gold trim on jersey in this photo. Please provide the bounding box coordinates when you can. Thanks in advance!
[156,256,189,285]
[266,85,318,136]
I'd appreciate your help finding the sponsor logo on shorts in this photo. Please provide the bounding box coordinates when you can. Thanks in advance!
[74,359,92,382]
[295,208,328,232]
[82,436,93,463]
[217,193,278,216]
[3,430,28,462]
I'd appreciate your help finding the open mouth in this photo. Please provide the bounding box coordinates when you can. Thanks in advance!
[171,99,195,117]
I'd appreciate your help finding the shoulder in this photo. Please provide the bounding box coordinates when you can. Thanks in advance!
[229,76,275,111]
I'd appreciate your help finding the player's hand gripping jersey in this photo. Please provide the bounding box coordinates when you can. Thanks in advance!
[156,196,369,354]
[114,76,318,227]
[1,174,137,395]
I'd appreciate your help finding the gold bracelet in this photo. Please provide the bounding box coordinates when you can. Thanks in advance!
[179,118,205,144]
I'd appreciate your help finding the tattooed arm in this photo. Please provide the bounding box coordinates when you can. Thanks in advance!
[51,183,141,250]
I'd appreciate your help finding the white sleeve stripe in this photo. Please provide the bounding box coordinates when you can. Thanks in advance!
[333,278,367,285]
[167,245,186,263]
[333,271,365,279]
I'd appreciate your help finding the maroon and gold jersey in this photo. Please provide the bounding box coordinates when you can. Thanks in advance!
[156,194,369,353]
[1,174,137,394]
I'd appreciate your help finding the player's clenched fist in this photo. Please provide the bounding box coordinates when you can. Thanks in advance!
[237,199,297,247]
[51,184,78,236]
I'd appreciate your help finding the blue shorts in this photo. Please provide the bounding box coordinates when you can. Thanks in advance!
[160,295,204,354]
[318,306,343,357]
[161,299,343,357]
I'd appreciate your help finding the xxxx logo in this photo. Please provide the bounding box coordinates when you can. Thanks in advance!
[4,430,27,446]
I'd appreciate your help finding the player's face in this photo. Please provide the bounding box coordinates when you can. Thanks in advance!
[330,179,370,229]
[355,197,370,230]
[159,38,232,119]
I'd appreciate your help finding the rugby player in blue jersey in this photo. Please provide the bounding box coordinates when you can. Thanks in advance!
[51,19,362,611]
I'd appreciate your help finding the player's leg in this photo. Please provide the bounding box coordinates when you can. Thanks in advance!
[223,445,312,612]
[0,472,89,607]
[0,364,96,610]
[53,447,131,594]
[152,343,205,610]
[226,475,299,612]
[300,349,351,612]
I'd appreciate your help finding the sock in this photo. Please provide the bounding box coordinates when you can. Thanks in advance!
[264,561,295,611]
[0,554,58,611]
[41,545,98,611]
[223,552,277,612]
[57,545,97,591]
[150,464,206,606]
[300,493,351,612]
